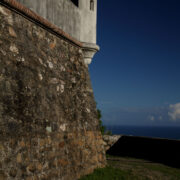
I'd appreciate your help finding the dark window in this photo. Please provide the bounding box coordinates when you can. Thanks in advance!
[90,0,94,11]
[71,0,79,7]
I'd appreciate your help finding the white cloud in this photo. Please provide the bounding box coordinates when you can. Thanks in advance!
[148,115,155,121]
[168,103,180,121]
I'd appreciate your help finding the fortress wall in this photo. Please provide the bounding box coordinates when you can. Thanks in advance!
[16,0,81,41]
[79,0,97,43]
[16,0,97,44]
[0,1,106,179]
[107,135,180,168]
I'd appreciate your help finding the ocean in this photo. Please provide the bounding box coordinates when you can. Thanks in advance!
[106,125,180,140]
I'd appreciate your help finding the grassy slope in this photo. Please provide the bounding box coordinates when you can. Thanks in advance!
[80,156,180,180]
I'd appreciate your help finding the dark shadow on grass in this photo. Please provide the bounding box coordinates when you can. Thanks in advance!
[107,135,180,168]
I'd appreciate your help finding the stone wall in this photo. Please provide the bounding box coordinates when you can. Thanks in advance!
[107,135,180,168]
[0,2,106,180]
[16,0,97,44]
[103,135,121,151]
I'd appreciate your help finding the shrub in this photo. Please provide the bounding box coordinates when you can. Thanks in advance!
[97,109,112,135]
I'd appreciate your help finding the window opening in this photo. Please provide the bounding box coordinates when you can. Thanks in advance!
[70,0,79,7]
[90,0,94,11]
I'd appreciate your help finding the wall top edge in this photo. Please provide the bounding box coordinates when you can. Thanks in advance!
[0,0,83,47]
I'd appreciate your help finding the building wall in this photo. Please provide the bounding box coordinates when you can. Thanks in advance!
[107,135,180,168]
[16,0,97,44]
[79,0,97,43]
[0,3,105,180]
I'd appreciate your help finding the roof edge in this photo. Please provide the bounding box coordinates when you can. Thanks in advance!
[0,0,83,47]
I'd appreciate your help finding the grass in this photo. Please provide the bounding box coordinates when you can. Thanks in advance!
[80,166,147,180]
[79,155,180,180]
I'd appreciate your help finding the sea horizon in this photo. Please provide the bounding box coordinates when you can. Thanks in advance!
[105,125,180,140]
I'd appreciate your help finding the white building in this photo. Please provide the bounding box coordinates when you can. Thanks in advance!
[17,0,99,65]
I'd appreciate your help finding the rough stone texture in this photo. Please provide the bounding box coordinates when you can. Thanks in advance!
[103,135,121,151]
[0,4,106,180]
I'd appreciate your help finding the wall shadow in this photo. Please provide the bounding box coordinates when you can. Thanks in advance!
[107,135,180,168]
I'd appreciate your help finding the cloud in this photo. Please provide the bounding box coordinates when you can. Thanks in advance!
[148,115,155,121]
[168,103,180,121]
[102,106,175,126]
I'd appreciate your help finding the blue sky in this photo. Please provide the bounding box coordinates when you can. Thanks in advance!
[89,0,180,126]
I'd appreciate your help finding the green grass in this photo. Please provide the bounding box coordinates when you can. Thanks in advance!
[80,166,147,180]
[143,163,180,180]
[79,156,180,180]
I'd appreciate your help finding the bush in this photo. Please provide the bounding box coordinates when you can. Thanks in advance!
[97,109,106,135]
[97,109,112,135]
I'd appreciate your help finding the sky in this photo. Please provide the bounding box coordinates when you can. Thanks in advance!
[89,0,180,126]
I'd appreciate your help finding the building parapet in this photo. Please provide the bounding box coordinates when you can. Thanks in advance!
[0,0,83,47]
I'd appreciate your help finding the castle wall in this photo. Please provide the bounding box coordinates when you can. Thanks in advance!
[16,0,97,44]
[16,0,81,41]
[79,0,97,43]
[107,135,180,168]
[0,2,106,179]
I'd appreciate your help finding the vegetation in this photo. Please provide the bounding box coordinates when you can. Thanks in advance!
[97,109,106,135]
[80,166,142,180]
[80,156,180,180]
[97,109,112,135]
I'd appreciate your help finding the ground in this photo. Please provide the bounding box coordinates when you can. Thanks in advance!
[80,155,180,180]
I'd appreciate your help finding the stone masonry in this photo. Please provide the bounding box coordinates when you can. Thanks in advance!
[0,2,106,180]
[103,135,121,151]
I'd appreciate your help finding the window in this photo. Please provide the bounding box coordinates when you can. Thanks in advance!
[70,0,79,7]
[90,0,94,11]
